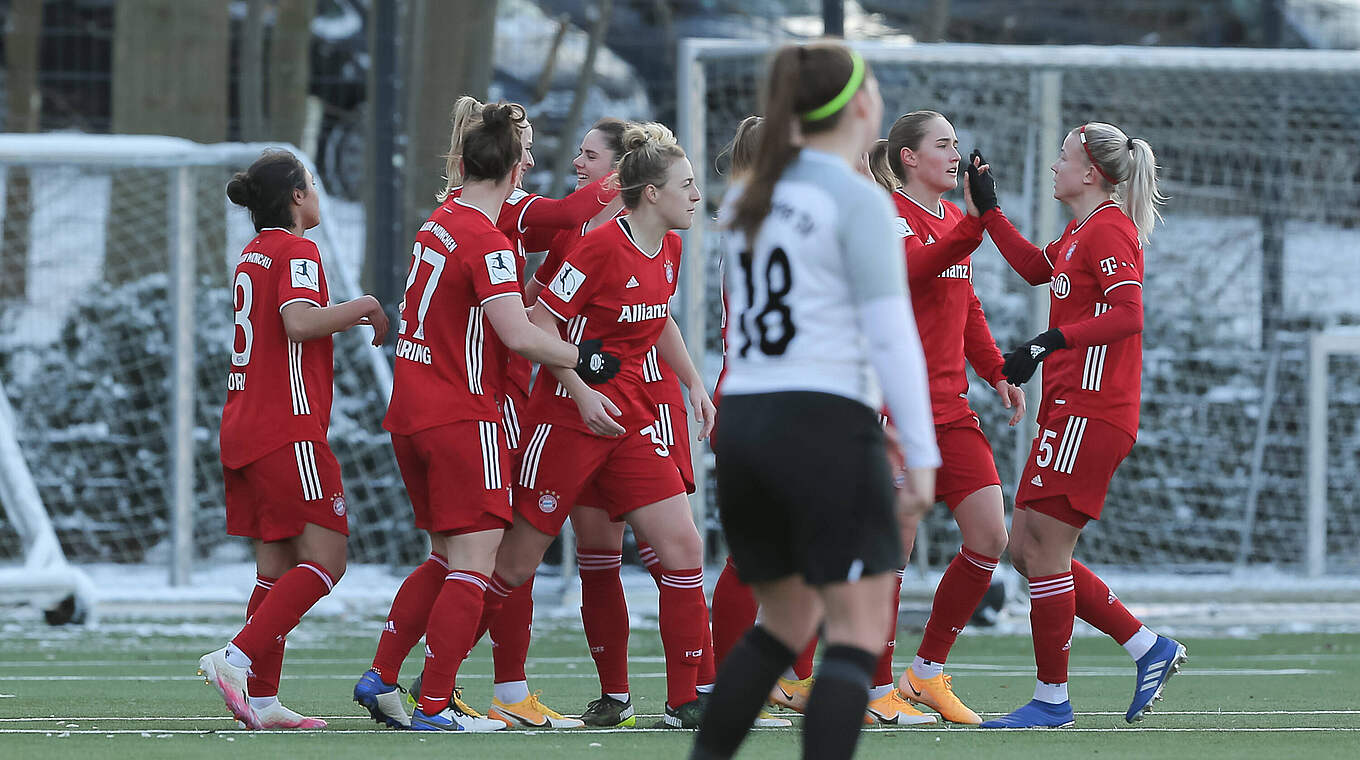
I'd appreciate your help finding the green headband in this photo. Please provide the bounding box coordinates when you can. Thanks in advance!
[801,51,866,122]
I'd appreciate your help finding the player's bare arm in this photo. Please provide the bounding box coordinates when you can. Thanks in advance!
[654,316,715,440]
[281,295,389,346]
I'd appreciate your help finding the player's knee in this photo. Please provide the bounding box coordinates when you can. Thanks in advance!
[966,530,1008,561]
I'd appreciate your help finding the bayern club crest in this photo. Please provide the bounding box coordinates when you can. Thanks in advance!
[664,260,674,284]
[538,492,559,514]
[1065,241,1078,261]
[331,494,347,516]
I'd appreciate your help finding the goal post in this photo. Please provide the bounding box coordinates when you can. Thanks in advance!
[677,40,1360,578]
[0,135,411,613]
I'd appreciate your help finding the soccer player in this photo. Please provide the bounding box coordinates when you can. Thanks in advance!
[691,43,939,760]
[352,97,619,730]
[874,110,1026,726]
[708,114,821,719]
[489,122,717,730]
[352,101,619,733]
[967,122,1186,728]
[199,148,389,730]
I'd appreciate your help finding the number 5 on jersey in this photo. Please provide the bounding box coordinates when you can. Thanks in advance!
[1032,417,1088,475]
[736,246,796,357]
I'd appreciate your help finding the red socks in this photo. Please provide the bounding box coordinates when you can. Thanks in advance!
[658,567,707,707]
[637,541,664,584]
[917,547,999,663]
[793,637,817,680]
[872,568,904,686]
[245,574,282,697]
[416,570,488,715]
[232,562,333,662]
[370,552,447,684]
[491,574,534,684]
[579,548,631,695]
[1028,572,1075,685]
[1071,559,1142,644]
[711,556,757,667]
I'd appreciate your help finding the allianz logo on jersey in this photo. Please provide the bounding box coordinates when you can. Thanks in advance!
[938,263,970,280]
[617,302,669,323]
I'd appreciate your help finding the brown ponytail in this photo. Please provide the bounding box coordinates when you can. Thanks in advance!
[726,42,866,243]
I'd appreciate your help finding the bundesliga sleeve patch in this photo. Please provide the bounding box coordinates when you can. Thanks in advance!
[893,217,914,238]
[484,250,518,285]
[290,258,321,292]
[548,262,587,302]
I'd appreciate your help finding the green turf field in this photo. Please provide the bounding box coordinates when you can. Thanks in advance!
[2,615,1358,759]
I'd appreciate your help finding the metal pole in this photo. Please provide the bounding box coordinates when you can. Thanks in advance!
[823,0,844,37]
[1305,334,1328,577]
[169,167,196,587]
[676,38,710,554]
[1014,70,1061,484]
[370,0,400,339]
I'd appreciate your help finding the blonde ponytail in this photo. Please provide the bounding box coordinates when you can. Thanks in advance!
[436,95,486,202]
[1078,121,1167,245]
[1120,137,1167,245]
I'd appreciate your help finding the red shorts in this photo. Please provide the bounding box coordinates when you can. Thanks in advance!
[392,421,513,535]
[935,415,1002,509]
[514,421,686,536]
[1014,415,1134,527]
[579,395,694,507]
[224,441,348,542]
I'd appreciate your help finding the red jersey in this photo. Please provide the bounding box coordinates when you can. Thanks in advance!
[986,201,1145,437]
[220,229,334,468]
[892,191,1003,425]
[538,210,687,408]
[529,218,682,434]
[448,182,613,397]
[384,199,524,436]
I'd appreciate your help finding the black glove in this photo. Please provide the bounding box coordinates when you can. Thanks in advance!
[1002,328,1066,384]
[964,149,999,214]
[575,338,621,385]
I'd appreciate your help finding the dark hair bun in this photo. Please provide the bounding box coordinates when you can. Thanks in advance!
[226,171,254,208]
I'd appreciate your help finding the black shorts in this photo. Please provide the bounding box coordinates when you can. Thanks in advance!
[714,391,902,586]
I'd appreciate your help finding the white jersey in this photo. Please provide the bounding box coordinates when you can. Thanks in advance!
[718,149,939,468]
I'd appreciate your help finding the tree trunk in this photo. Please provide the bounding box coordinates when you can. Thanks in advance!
[269,0,316,147]
[403,0,497,227]
[108,0,230,286]
[926,0,951,41]
[1,0,43,301]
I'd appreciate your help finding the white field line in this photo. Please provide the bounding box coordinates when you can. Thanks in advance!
[2,710,1360,723]
[3,652,1354,669]
[0,667,1329,682]
[3,727,1360,736]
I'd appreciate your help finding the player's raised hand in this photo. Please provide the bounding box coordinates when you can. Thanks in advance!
[994,379,1026,426]
[573,387,625,437]
[964,149,998,216]
[690,385,717,441]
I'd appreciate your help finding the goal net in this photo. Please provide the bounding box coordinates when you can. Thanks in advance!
[677,41,1360,579]
[0,136,424,612]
